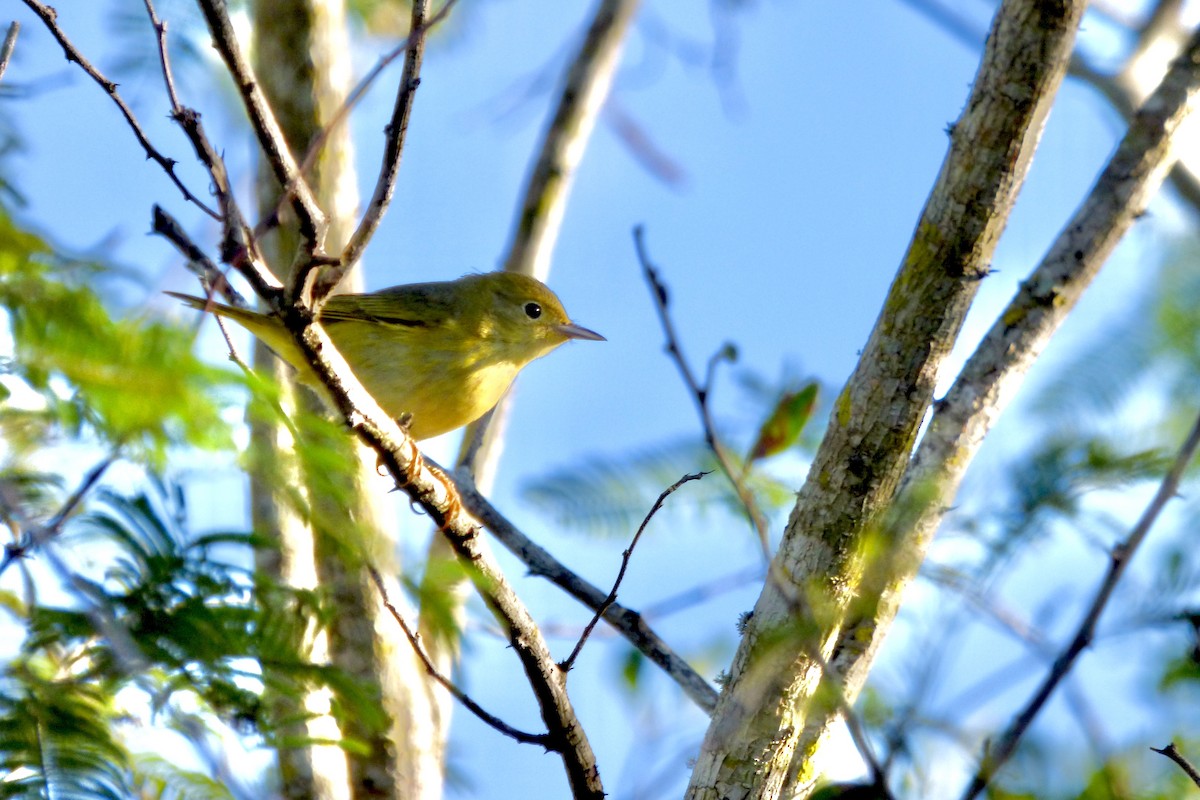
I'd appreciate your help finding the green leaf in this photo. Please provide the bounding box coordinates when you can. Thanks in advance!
[131,753,237,800]
[0,660,131,800]
[0,208,238,464]
[620,647,645,690]
[745,381,819,464]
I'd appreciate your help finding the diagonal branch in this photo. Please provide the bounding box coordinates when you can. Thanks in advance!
[688,2,1088,797]
[338,0,434,283]
[260,0,458,252]
[0,21,19,82]
[368,566,550,747]
[502,0,641,278]
[562,470,706,671]
[0,452,118,581]
[822,15,1200,795]
[152,205,247,308]
[898,0,1200,214]
[194,0,325,251]
[453,474,720,714]
[18,1,217,218]
[636,227,771,556]
[1151,742,1200,788]
[137,0,280,304]
[961,408,1200,799]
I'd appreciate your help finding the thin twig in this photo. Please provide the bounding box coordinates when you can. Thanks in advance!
[1151,742,1200,788]
[561,471,706,671]
[194,0,324,248]
[0,452,118,581]
[634,225,771,557]
[451,469,720,714]
[640,563,763,618]
[152,205,247,308]
[367,566,550,746]
[0,21,19,82]
[141,0,181,111]
[961,408,1200,800]
[170,109,281,304]
[337,0,434,288]
[18,1,217,218]
[258,0,459,248]
[140,1,279,302]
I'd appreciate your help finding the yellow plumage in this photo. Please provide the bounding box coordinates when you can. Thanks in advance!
[169,272,603,439]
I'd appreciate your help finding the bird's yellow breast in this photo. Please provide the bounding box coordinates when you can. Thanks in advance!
[325,318,522,439]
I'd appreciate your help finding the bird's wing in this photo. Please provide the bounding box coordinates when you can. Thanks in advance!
[320,283,457,328]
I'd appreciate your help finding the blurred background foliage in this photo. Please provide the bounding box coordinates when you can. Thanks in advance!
[0,1,1197,798]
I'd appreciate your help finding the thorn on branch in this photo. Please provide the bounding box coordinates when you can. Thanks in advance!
[23,0,218,217]
[1151,742,1200,788]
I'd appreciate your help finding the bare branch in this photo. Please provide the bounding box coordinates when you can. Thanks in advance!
[562,471,707,671]
[18,1,217,218]
[452,471,720,714]
[141,0,182,112]
[249,309,604,797]
[688,2,1088,795]
[260,0,459,254]
[367,566,550,747]
[170,106,283,304]
[635,226,771,556]
[502,0,640,278]
[899,0,1200,213]
[194,0,325,250]
[136,1,282,303]
[1151,742,1200,789]
[152,205,246,308]
[961,409,1200,799]
[338,0,435,284]
[0,21,19,82]
[902,20,1200,589]
[814,24,1200,800]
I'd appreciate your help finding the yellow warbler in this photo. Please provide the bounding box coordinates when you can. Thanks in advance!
[169,272,604,439]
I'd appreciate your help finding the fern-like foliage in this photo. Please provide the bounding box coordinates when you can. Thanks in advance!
[0,659,131,800]
[0,208,238,468]
[0,476,389,793]
[522,436,800,539]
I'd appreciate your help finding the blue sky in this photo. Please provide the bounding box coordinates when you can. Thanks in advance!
[5,0,1190,796]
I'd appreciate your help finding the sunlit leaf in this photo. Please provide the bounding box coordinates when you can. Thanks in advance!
[0,210,239,465]
[131,753,237,800]
[0,660,131,800]
[745,381,819,465]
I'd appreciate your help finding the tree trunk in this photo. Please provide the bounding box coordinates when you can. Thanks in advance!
[686,2,1086,797]
[249,2,441,797]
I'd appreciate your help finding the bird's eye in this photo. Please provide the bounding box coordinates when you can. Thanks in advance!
[524,302,542,320]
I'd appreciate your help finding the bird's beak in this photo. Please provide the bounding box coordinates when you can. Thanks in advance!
[557,322,606,342]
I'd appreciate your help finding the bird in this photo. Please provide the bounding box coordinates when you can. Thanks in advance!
[168,271,604,439]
